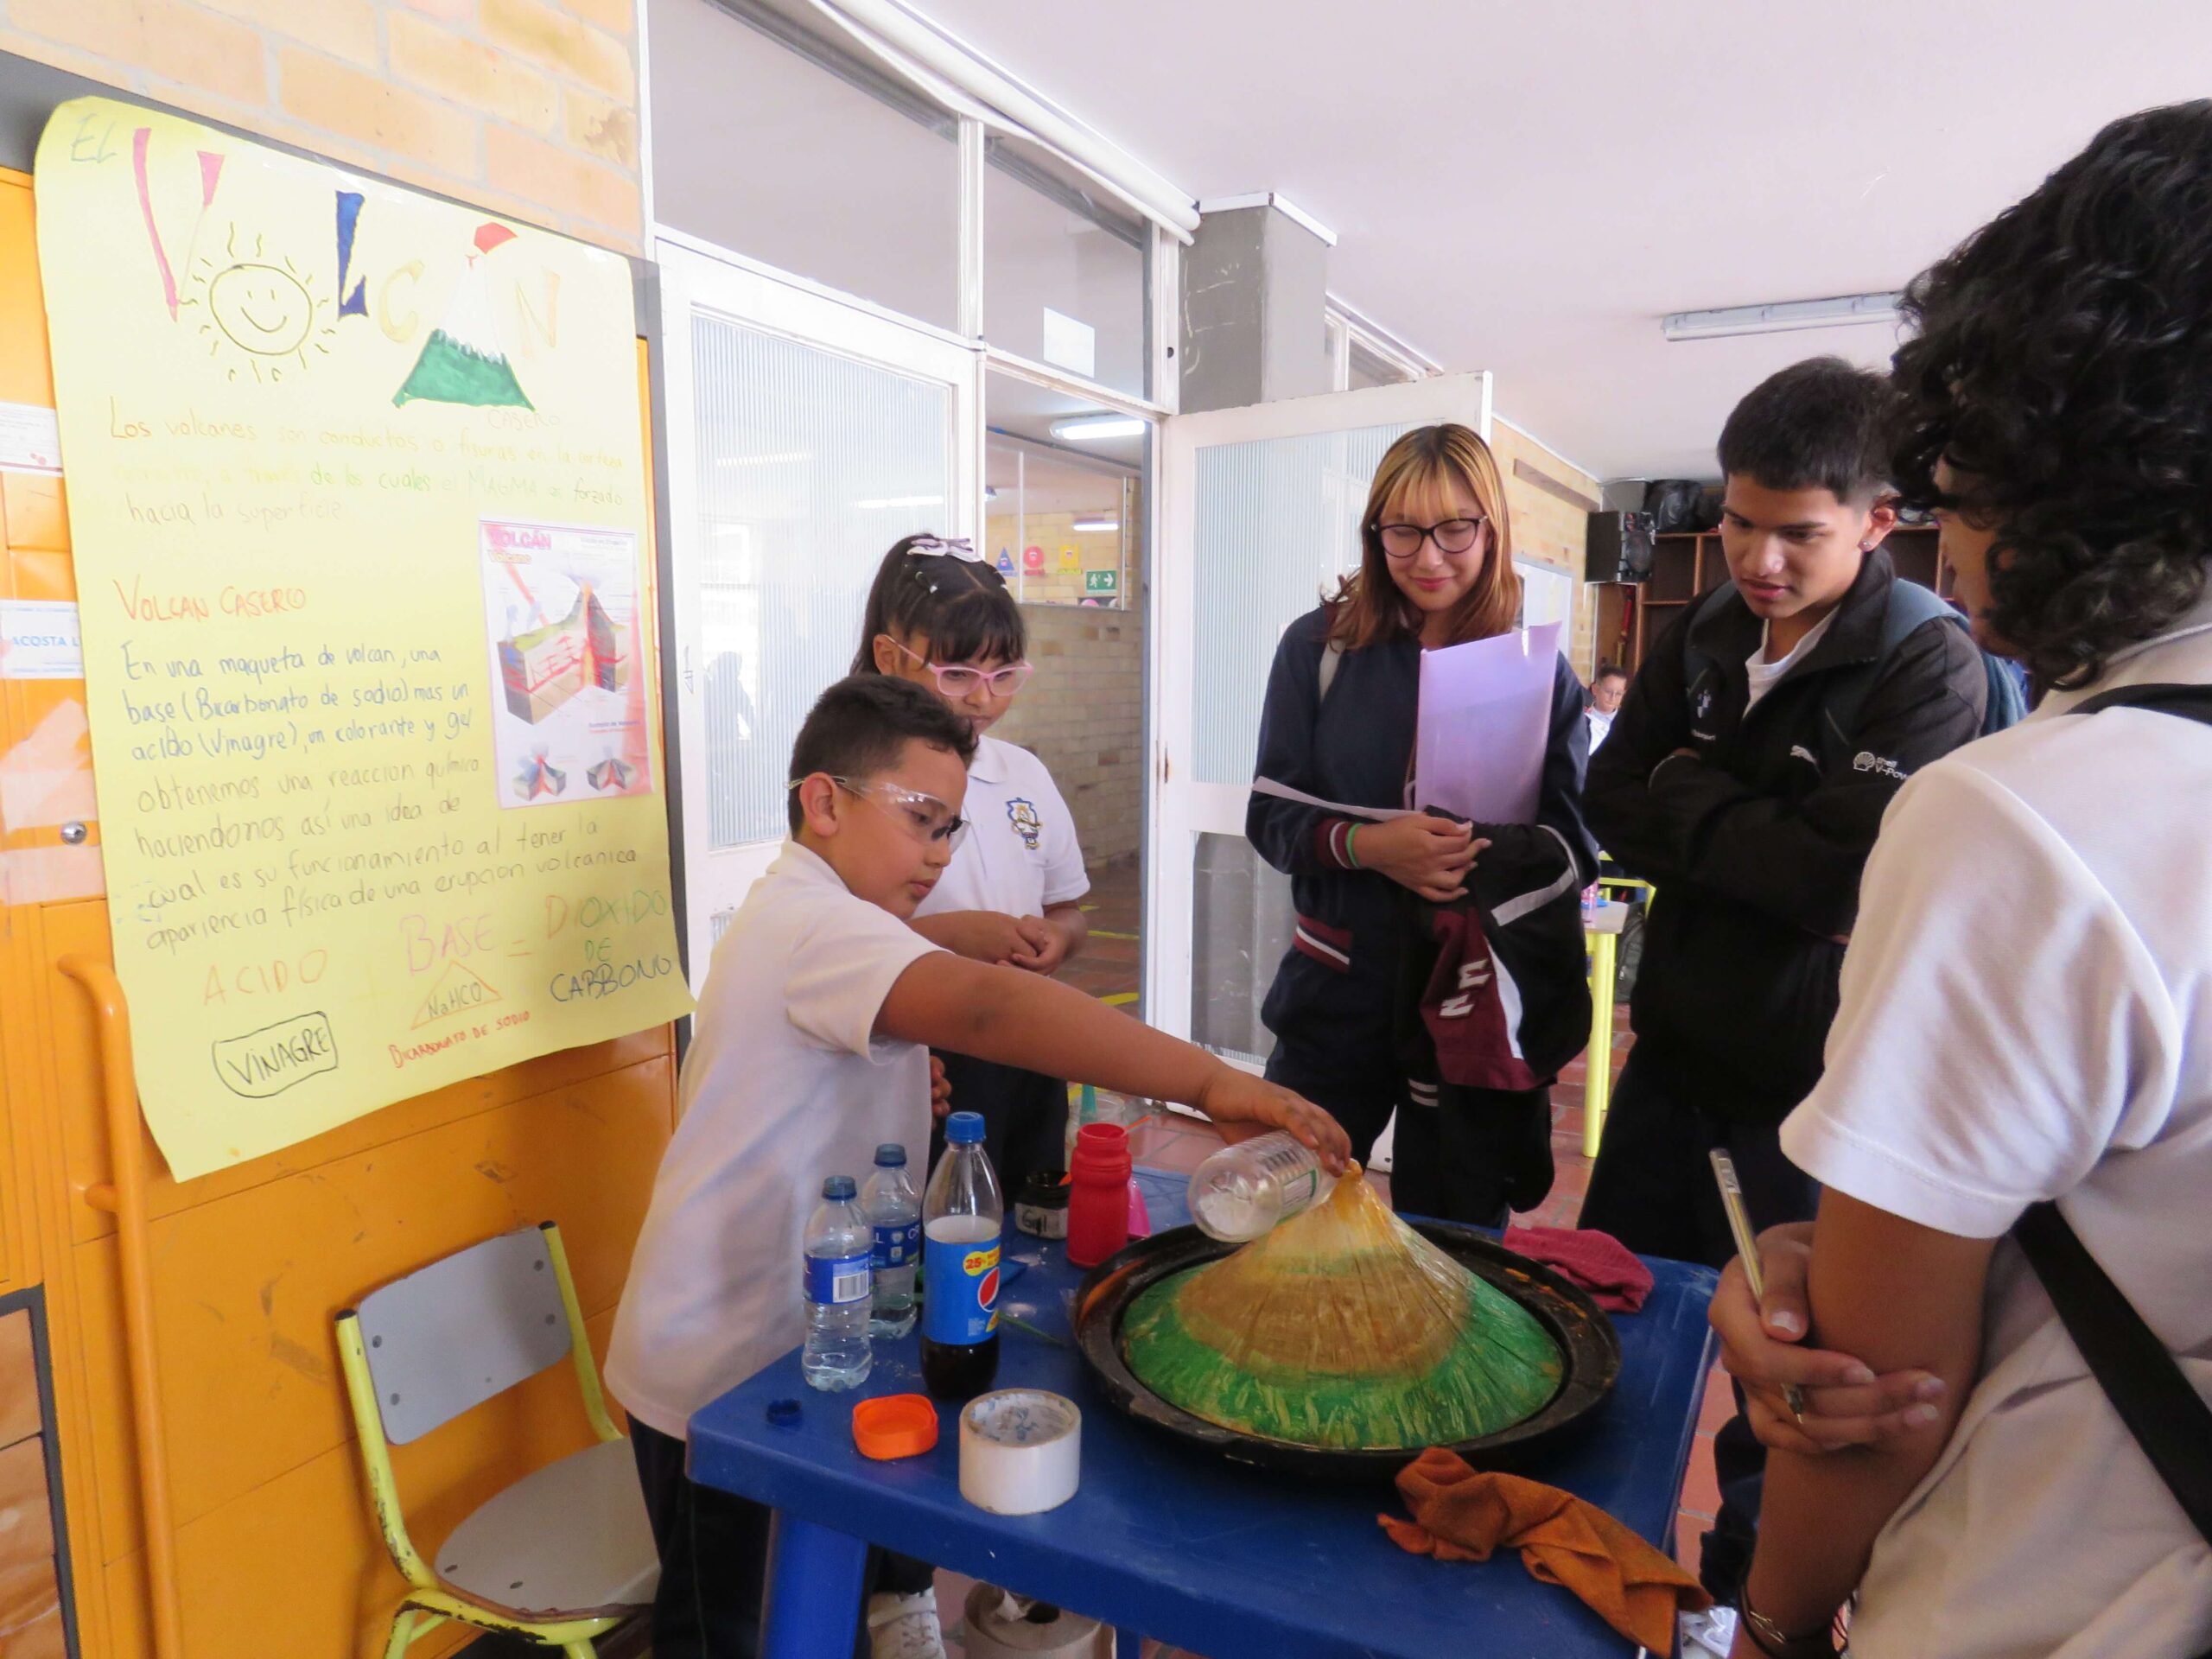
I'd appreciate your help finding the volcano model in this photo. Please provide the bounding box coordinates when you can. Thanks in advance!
[1122,1173,1562,1450]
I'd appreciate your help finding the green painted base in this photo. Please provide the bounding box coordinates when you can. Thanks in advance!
[1122,1268,1563,1451]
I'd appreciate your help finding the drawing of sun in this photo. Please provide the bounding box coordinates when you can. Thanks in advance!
[181,226,336,383]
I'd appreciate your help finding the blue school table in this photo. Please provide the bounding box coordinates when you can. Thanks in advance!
[688,1171,1719,1659]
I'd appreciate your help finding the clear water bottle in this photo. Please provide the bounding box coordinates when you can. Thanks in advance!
[861,1143,920,1340]
[921,1111,1003,1399]
[1188,1131,1339,1243]
[801,1175,874,1391]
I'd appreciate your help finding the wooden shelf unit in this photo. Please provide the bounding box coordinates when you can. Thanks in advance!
[1591,524,1948,675]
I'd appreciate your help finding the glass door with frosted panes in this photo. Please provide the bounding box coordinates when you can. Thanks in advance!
[658,236,978,986]
[1148,374,1496,1061]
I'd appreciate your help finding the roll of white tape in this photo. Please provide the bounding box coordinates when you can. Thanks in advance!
[958,1389,1082,1516]
[961,1585,1110,1658]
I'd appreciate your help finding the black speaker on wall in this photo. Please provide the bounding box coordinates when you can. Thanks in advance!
[1586,511,1655,583]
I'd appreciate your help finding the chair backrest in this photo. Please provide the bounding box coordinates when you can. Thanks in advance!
[354,1224,573,1445]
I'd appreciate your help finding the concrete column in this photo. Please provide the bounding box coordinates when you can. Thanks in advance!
[1178,200,1332,414]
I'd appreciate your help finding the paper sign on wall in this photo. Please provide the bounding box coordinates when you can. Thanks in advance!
[35,98,692,1180]
[0,600,83,678]
[0,401,62,474]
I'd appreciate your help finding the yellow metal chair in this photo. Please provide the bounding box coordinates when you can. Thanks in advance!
[336,1222,658,1658]
[1582,876,1656,1157]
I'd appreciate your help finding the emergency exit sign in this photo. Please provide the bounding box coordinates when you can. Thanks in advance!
[1084,569,1118,595]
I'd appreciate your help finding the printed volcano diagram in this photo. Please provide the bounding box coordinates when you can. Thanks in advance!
[479,518,651,808]
[497,577,630,723]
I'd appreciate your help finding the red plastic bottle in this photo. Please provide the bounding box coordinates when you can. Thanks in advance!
[1065,1122,1133,1268]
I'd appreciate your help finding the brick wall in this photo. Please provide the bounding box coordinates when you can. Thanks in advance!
[993,602,1143,868]
[1490,415,1604,677]
[1,0,643,251]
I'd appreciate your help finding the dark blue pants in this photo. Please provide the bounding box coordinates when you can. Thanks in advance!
[928,1052,1069,1198]
[1265,1039,1554,1228]
[1575,1049,1820,1600]
[630,1420,931,1658]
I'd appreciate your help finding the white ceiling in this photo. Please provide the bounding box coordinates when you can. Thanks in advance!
[900,0,2212,480]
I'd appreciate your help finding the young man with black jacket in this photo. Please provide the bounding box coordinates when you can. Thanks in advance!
[1580,357,1988,1598]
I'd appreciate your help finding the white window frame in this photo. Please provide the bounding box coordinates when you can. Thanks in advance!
[657,232,981,985]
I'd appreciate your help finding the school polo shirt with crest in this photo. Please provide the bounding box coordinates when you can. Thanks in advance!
[915,734,1090,919]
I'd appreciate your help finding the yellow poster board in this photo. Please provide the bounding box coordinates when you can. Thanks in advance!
[34,98,692,1179]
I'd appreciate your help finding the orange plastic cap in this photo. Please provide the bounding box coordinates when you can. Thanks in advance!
[852,1393,939,1461]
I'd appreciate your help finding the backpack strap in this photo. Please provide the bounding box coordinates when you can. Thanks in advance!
[2021,678,2212,1549]
[2069,681,2212,724]
[2012,1201,2212,1544]
[1817,579,1959,759]
[1676,581,1738,706]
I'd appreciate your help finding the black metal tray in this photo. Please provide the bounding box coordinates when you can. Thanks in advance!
[1073,1220,1620,1482]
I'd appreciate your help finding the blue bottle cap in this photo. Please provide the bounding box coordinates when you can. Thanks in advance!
[945,1111,985,1146]
[822,1175,857,1200]
[874,1143,907,1166]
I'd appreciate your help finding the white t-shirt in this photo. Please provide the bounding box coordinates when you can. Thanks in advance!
[913,734,1089,918]
[1780,594,2212,1659]
[606,842,941,1440]
[1743,607,1839,710]
[1584,707,1615,750]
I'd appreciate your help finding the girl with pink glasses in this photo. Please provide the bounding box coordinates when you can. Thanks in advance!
[853,533,1091,1197]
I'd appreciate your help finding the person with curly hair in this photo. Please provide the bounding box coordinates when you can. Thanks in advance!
[1706,101,2212,1659]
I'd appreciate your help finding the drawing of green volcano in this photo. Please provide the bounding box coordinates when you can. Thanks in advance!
[394,222,533,410]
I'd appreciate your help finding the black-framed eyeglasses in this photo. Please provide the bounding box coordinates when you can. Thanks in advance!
[1375,517,1488,560]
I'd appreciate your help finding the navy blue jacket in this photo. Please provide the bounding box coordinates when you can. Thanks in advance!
[1246,606,1597,1081]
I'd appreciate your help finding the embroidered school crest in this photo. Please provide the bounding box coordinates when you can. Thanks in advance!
[1006,797,1043,851]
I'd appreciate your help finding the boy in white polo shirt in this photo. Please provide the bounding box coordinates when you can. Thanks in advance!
[607,672,1346,1659]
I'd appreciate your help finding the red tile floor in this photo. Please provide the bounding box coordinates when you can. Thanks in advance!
[1052,858,1723,1584]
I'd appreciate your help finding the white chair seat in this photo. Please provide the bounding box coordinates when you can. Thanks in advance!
[435,1436,659,1619]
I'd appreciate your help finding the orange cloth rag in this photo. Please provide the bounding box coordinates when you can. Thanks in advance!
[1377,1448,1711,1651]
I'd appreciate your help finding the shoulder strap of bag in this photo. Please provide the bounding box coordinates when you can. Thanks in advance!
[1817,580,1957,757]
[1677,581,1737,708]
[2069,680,2212,723]
[2018,678,2212,1548]
[2012,1202,2212,1543]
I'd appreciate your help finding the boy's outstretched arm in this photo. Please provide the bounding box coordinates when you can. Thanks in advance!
[876,954,1351,1170]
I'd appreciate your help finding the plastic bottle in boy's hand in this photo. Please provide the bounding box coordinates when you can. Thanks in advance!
[801,1175,874,1391]
[862,1143,921,1340]
[921,1111,1001,1399]
[1188,1130,1341,1243]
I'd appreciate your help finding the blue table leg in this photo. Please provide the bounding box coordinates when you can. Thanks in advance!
[1115,1626,1142,1659]
[760,1510,869,1659]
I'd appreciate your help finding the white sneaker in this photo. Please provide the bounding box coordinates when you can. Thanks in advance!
[867,1589,949,1659]
[1681,1605,1738,1658]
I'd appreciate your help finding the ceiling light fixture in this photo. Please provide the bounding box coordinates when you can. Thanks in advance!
[1071,518,1119,532]
[1661,291,1903,342]
[855,494,945,510]
[1050,414,1147,442]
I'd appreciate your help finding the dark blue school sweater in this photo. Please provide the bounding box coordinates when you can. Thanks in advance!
[1244,606,1597,1079]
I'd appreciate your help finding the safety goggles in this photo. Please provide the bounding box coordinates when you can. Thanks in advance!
[793,776,970,851]
[887,637,1034,698]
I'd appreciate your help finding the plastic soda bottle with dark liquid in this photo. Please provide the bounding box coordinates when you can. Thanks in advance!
[920,1110,1002,1398]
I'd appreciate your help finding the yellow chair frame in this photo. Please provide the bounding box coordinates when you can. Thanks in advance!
[1583,875,1656,1156]
[335,1222,634,1659]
